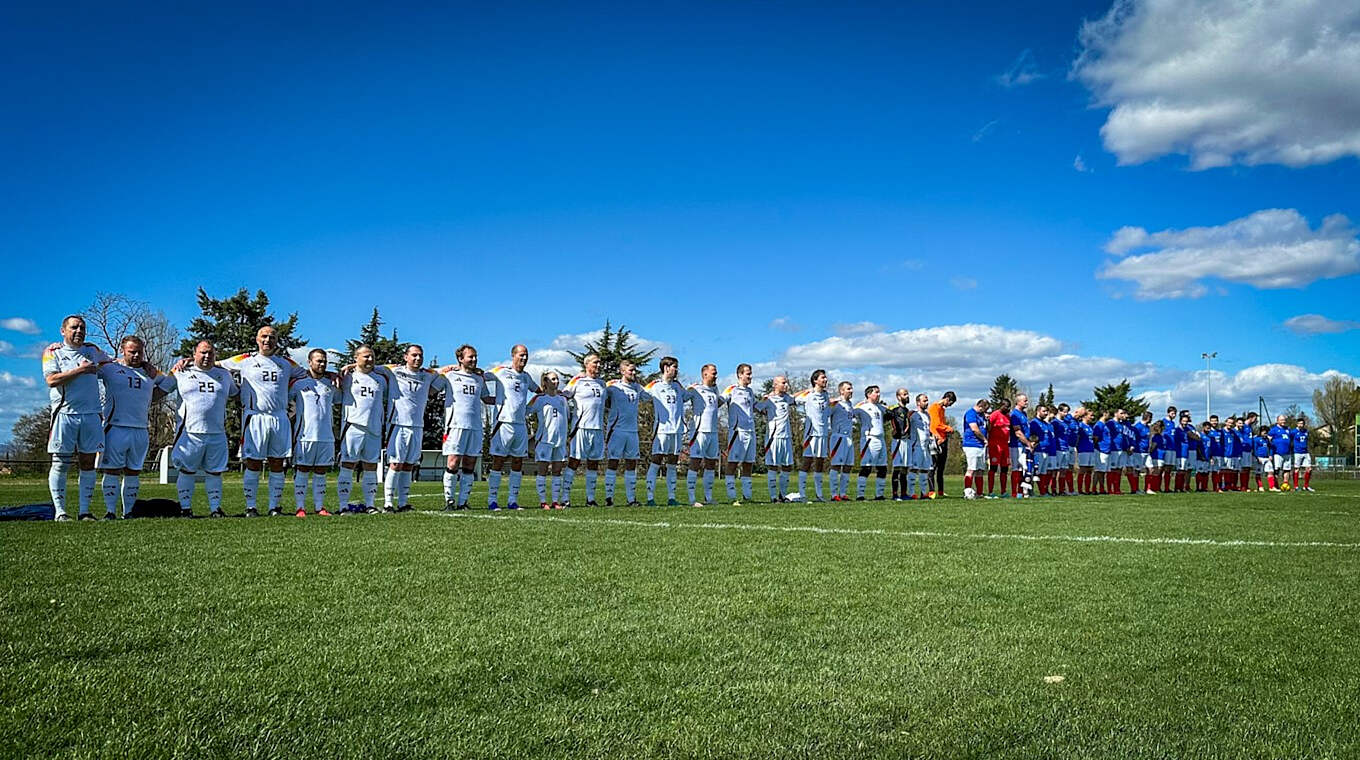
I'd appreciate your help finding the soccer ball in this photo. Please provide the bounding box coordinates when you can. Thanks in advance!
[1280,481,1292,492]
[784,492,805,503]
[963,487,977,500]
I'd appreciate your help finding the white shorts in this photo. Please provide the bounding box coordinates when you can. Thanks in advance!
[890,439,909,467]
[101,426,148,470]
[765,436,794,467]
[1032,454,1049,474]
[1135,453,1153,471]
[651,431,681,457]
[1293,453,1313,469]
[48,413,103,455]
[963,446,986,472]
[1195,457,1210,474]
[1208,456,1222,472]
[571,429,605,460]
[688,430,719,460]
[1096,452,1111,472]
[1238,456,1253,470]
[1272,454,1292,472]
[726,429,756,464]
[1077,451,1095,468]
[1046,454,1061,472]
[173,432,229,473]
[341,425,382,464]
[828,434,853,467]
[294,440,335,468]
[386,425,423,465]
[241,411,291,460]
[608,430,641,461]
[859,435,886,467]
[442,426,483,457]
[490,422,529,458]
[535,439,567,463]
[1178,451,1195,471]
[1260,456,1274,473]
[909,440,933,470]
[1067,446,1078,466]
[1010,446,1029,471]
[802,432,829,459]
[1057,449,1072,469]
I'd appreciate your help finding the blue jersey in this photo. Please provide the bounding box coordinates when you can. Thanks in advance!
[1063,415,1078,446]
[1132,422,1151,453]
[1009,410,1029,447]
[1268,425,1291,455]
[1292,428,1309,454]
[1030,419,1057,455]
[1109,421,1127,452]
[1175,423,1191,458]
[1196,434,1210,459]
[1051,417,1068,450]
[1253,434,1270,458]
[962,408,986,448]
[1093,421,1112,453]
[1077,422,1095,452]
[1222,428,1239,457]
[1207,428,1225,457]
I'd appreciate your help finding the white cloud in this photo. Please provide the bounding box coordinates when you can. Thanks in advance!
[0,317,41,335]
[778,324,1064,370]
[0,341,13,357]
[0,372,37,389]
[950,277,978,291]
[768,316,801,332]
[971,120,998,143]
[1073,154,1091,172]
[523,328,674,380]
[1283,314,1360,335]
[996,48,1044,87]
[1099,209,1360,299]
[1142,364,1356,416]
[831,321,885,337]
[1072,0,1360,168]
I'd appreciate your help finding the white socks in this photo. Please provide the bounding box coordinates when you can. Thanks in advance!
[312,474,326,510]
[205,474,223,512]
[268,471,285,509]
[384,468,399,509]
[176,471,194,510]
[584,470,597,503]
[460,472,474,506]
[294,471,309,510]
[243,469,260,509]
[703,470,715,502]
[49,457,71,516]
[121,475,139,516]
[487,471,502,504]
[443,469,458,503]
[361,470,378,508]
[77,469,95,515]
[646,463,659,499]
[508,471,522,504]
[102,473,120,514]
[337,468,354,507]
[605,470,617,499]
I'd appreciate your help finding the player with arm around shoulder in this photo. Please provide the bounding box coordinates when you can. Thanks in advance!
[852,386,888,501]
[439,344,495,510]
[336,346,392,513]
[95,334,162,519]
[560,353,609,507]
[288,348,340,516]
[380,344,449,512]
[528,371,570,508]
[644,356,686,506]
[485,344,541,510]
[42,315,114,520]
[156,340,238,517]
[825,380,856,502]
[603,360,653,506]
[720,363,760,504]
[684,363,727,505]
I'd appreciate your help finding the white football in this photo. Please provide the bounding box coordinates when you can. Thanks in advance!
[784,492,805,503]
[963,487,977,500]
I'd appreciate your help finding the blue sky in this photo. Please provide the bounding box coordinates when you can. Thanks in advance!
[3,1,1358,439]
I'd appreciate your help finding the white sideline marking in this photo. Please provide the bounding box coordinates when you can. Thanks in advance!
[418,510,1360,549]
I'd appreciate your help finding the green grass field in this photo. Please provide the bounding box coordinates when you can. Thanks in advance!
[3,474,1359,759]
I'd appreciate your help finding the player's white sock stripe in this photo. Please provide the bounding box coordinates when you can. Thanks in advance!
[417,510,1360,549]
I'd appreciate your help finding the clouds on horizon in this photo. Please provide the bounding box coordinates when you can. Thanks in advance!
[1283,314,1360,335]
[1073,0,1360,169]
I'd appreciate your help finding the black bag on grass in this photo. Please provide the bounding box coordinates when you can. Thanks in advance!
[127,498,182,518]
[0,504,56,521]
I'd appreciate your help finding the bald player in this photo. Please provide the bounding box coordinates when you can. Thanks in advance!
[95,335,161,518]
[755,374,799,502]
[603,360,653,506]
[561,353,609,506]
[337,346,393,513]
[41,315,113,520]
[439,344,494,510]
[382,344,449,512]
[156,340,238,517]
[485,344,540,509]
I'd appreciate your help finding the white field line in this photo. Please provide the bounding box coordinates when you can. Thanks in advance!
[417,510,1360,549]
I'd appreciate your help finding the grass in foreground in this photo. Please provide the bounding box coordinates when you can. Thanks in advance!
[2,475,1359,758]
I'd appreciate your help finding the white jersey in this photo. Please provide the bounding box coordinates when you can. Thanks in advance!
[721,384,758,432]
[829,398,855,437]
[755,392,798,440]
[98,362,156,428]
[796,388,831,438]
[221,352,306,416]
[528,393,569,447]
[684,384,725,434]
[487,366,540,426]
[385,364,448,428]
[289,374,339,443]
[42,342,112,415]
[342,368,392,432]
[909,408,933,446]
[605,379,650,434]
[646,379,686,435]
[854,401,886,437]
[563,375,608,430]
[158,366,237,435]
[441,368,489,431]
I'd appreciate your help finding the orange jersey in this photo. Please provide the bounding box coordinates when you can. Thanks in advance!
[928,402,953,442]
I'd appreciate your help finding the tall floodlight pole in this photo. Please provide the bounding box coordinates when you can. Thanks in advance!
[1201,352,1217,419]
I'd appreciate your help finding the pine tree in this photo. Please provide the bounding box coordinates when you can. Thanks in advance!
[568,320,659,381]
[1038,383,1057,411]
[178,288,304,358]
[342,308,408,365]
[1082,380,1150,419]
[987,374,1021,408]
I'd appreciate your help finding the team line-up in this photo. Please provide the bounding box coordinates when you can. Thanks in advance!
[40,316,1318,521]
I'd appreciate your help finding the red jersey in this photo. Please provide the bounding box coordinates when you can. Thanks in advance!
[987,409,1011,448]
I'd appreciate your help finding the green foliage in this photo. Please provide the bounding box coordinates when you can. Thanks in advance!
[342,308,409,366]
[988,374,1020,408]
[1312,377,1360,457]
[1038,383,1057,412]
[568,320,658,381]
[7,408,51,459]
[1082,380,1150,419]
[178,288,304,358]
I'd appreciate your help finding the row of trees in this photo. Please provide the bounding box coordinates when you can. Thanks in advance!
[7,289,1359,466]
